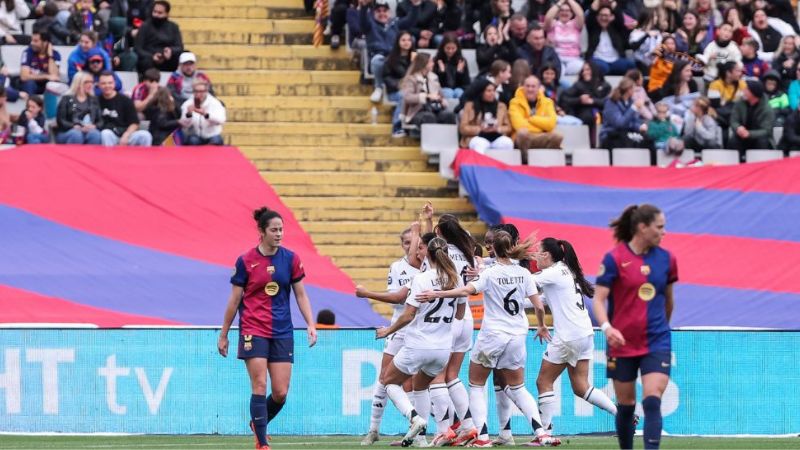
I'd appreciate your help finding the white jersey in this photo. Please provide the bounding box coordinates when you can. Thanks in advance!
[387,257,422,326]
[447,244,473,320]
[471,262,537,335]
[403,269,466,350]
[532,261,593,341]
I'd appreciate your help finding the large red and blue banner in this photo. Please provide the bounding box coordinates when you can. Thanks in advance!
[455,149,800,329]
[0,145,386,327]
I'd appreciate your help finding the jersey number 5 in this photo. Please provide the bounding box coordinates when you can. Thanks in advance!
[503,288,520,316]
[424,298,457,323]
[575,282,586,310]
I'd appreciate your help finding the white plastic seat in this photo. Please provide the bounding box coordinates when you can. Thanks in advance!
[117,71,139,95]
[612,148,651,166]
[439,147,457,180]
[1,45,25,76]
[159,71,172,86]
[6,99,25,115]
[462,49,478,79]
[571,149,610,166]
[484,149,521,165]
[527,149,566,166]
[556,124,590,155]
[789,151,800,157]
[656,150,697,166]
[701,149,739,165]
[745,149,784,163]
[773,126,783,145]
[420,123,458,156]
[606,76,624,89]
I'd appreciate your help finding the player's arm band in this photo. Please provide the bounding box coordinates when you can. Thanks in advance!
[600,322,611,332]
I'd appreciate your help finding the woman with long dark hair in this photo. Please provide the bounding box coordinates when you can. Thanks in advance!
[594,204,678,450]
[433,34,471,99]
[532,237,620,434]
[383,31,416,137]
[476,24,515,74]
[459,79,513,152]
[561,61,611,147]
[599,78,652,150]
[400,53,456,131]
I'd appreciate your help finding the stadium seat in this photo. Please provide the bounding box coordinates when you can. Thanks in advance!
[701,149,739,165]
[420,123,458,155]
[656,150,697,166]
[1,45,24,76]
[790,151,800,157]
[612,148,651,166]
[527,149,566,166]
[773,126,783,144]
[6,99,25,115]
[571,148,610,166]
[117,71,139,95]
[606,76,623,89]
[556,124,591,155]
[159,71,171,86]
[745,149,784,163]
[462,49,478,79]
[55,45,74,81]
[484,149,522,165]
[22,19,34,35]
[439,147,457,180]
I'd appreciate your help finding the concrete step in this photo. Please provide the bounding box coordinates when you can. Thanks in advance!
[220,97,391,123]
[262,171,449,188]
[302,221,487,235]
[192,44,349,60]
[172,0,302,6]
[254,159,428,172]
[312,234,404,246]
[348,267,394,280]
[222,96,382,110]
[273,184,460,198]
[179,18,315,34]
[199,56,355,71]
[333,255,404,267]
[228,132,415,147]
[173,5,310,19]
[284,197,473,212]
[214,82,371,97]
[294,209,477,222]
[205,70,360,85]
[239,146,425,161]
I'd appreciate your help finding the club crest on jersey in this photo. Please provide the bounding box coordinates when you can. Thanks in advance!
[607,356,617,370]
[597,263,605,277]
[638,283,656,301]
[267,265,276,274]
[243,335,253,351]
[640,264,651,276]
[265,281,280,296]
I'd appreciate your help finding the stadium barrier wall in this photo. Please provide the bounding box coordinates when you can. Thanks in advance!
[0,329,798,435]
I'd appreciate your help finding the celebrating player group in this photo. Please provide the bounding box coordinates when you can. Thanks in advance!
[355,202,677,449]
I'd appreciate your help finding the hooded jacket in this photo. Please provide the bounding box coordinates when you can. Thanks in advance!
[67,44,112,82]
[508,86,557,138]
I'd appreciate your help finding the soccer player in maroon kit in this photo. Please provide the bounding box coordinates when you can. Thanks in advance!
[218,207,317,450]
[593,204,678,450]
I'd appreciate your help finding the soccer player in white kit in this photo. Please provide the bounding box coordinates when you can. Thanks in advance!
[531,237,619,433]
[376,237,467,447]
[417,231,561,447]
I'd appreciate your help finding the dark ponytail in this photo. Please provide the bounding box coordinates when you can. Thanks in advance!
[253,207,282,231]
[435,217,476,268]
[541,237,594,297]
[428,237,459,290]
[609,204,661,243]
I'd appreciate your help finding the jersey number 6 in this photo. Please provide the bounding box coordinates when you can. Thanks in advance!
[503,288,520,316]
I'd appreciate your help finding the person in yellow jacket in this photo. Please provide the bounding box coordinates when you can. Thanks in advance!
[508,75,563,163]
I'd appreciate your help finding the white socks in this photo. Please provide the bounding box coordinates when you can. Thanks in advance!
[369,383,387,432]
[583,386,617,416]
[414,389,431,426]
[504,384,544,435]
[495,385,513,438]
[469,383,488,439]
[429,383,451,433]
[448,379,473,429]
[538,391,556,431]
[386,384,414,420]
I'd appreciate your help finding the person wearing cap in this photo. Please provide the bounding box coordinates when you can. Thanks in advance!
[167,51,214,105]
[178,80,225,146]
[359,0,418,103]
[729,79,775,157]
[97,71,153,146]
[134,0,183,73]
[85,49,122,96]
[763,70,790,126]
[67,30,112,83]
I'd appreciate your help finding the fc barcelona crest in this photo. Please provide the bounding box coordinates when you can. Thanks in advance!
[243,335,253,351]
[267,265,276,274]
[640,265,651,276]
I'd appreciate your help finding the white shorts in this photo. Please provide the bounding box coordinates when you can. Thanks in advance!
[383,331,405,356]
[451,317,474,353]
[470,331,527,370]
[393,347,451,377]
[543,335,594,367]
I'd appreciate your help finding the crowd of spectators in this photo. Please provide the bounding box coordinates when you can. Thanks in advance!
[1,0,225,146]
[340,0,800,161]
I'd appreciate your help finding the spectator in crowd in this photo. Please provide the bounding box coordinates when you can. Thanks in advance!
[688,0,722,30]
[459,79,513,153]
[561,61,611,147]
[772,35,799,91]
[34,1,71,45]
[460,59,513,113]
[97,71,152,146]
[599,78,652,150]
[740,37,769,79]
[779,101,800,152]
[396,0,437,49]
[20,31,63,97]
[433,35,470,99]
[0,87,12,142]
[626,69,656,121]
[41,0,74,30]
[675,11,709,56]
[382,31,415,137]
[699,22,741,82]
[0,0,31,45]
[167,52,214,105]
[682,96,723,150]
[647,102,682,152]
[67,0,108,44]
[55,71,102,144]
[435,0,464,43]
[359,0,418,103]
[16,95,49,144]
[763,70,790,126]
[85,51,122,96]
[647,37,678,93]
[520,0,554,25]
[733,0,754,25]
[539,62,581,126]
[543,0,583,76]
[135,0,183,73]
[506,13,528,48]
[760,0,800,34]
[729,79,775,156]
[145,86,179,146]
[585,1,635,76]
[476,24,515,75]
[479,0,513,38]
[708,61,745,115]
[132,68,161,115]
[721,7,750,46]
[179,80,225,145]
[787,65,800,112]
[316,309,338,329]
[329,0,351,49]
[747,8,794,63]
[628,9,663,74]
[400,53,455,132]
[508,58,530,96]
[68,31,112,82]
[509,75,562,161]
[516,25,561,79]
[652,60,700,120]
[652,0,683,34]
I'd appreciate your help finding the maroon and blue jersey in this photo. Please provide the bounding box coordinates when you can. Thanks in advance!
[596,242,678,358]
[230,246,305,339]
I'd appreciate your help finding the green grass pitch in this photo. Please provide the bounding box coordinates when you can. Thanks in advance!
[1,435,798,449]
